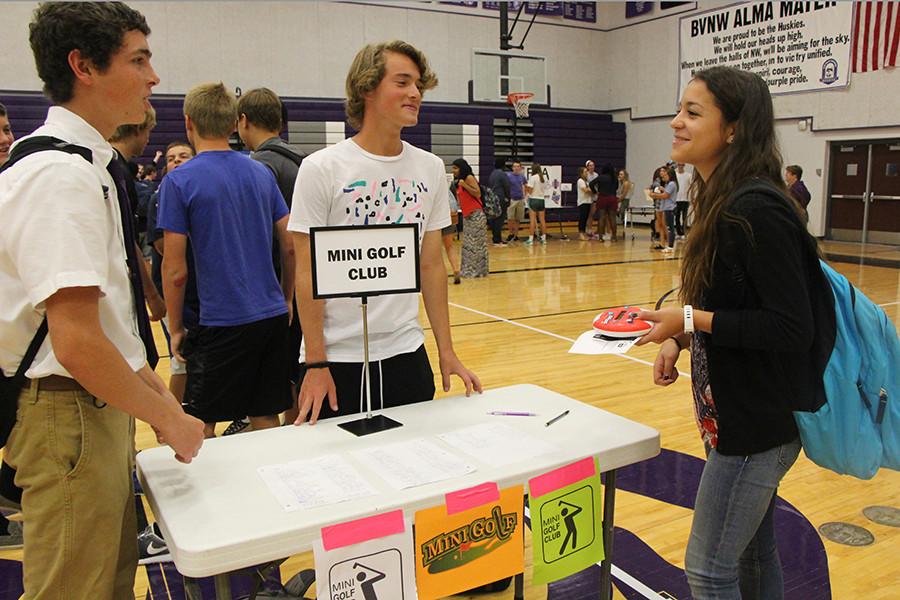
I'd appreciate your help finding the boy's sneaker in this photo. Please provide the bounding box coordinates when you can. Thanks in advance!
[223,417,251,436]
[505,234,516,242]
[539,235,547,244]
[138,522,172,564]
[0,520,23,550]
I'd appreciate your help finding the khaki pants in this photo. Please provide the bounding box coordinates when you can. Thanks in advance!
[5,384,137,600]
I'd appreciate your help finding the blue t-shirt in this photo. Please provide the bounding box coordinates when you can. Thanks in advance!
[660,181,678,211]
[506,172,527,200]
[157,151,289,327]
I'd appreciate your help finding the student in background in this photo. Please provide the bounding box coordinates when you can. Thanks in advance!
[454,158,489,278]
[616,169,634,231]
[159,82,294,439]
[674,163,692,238]
[785,164,811,222]
[524,163,548,245]
[649,166,677,252]
[576,166,592,241]
[0,103,13,165]
[505,161,527,242]
[487,156,511,246]
[590,163,619,241]
[443,181,462,284]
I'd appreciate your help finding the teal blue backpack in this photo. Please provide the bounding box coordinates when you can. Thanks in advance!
[737,180,900,479]
[796,260,900,479]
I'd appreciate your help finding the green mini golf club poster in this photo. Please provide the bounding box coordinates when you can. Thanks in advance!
[528,457,604,585]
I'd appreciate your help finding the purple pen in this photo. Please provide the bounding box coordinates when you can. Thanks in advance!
[488,411,538,416]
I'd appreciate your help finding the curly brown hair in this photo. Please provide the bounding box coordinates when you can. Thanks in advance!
[344,40,437,130]
[29,2,150,104]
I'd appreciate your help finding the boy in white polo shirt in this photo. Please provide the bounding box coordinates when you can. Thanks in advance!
[0,3,204,597]
[289,40,481,424]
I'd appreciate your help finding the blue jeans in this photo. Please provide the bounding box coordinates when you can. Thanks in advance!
[685,438,802,600]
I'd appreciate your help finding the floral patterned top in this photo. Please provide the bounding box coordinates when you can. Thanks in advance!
[690,331,719,449]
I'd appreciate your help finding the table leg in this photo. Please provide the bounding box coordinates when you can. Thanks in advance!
[514,571,525,599]
[214,573,233,599]
[183,576,204,600]
[599,469,617,600]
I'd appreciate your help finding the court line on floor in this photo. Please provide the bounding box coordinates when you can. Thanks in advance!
[445,298,677,330]
[487,255,679,275]
[449,302,691,378]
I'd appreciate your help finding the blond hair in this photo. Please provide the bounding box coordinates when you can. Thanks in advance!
[344,40,437,130]
[184,82,237,139]
[109,106,156,142]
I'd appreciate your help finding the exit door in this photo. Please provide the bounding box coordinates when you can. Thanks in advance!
[827,141,900,244]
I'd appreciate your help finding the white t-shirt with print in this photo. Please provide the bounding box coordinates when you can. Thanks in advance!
[288,138,451,362]
[527,174,547,200]
[576,178,592,205]
[676,171,692,203]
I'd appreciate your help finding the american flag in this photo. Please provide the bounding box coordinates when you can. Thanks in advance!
[852,1,900,72]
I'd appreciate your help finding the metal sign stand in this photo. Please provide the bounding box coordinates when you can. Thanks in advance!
[338,296,403,437]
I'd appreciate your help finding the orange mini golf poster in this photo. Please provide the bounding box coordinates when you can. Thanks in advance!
[414,483,524,599]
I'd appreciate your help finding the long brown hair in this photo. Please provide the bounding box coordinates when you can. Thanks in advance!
[679,67,790,306]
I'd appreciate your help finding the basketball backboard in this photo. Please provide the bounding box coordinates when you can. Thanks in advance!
[471,49,548,105]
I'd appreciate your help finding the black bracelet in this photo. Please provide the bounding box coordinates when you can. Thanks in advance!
[669,337,683,351]
[304,361,330,369]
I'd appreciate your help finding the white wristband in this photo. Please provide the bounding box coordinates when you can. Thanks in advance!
[683,304,694,334]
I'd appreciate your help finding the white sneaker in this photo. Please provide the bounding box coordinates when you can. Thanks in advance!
[540,235,547,244]
[524,237,533,246]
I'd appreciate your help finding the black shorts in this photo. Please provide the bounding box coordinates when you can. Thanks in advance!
[299,344,436,420]
[183,313,292,423]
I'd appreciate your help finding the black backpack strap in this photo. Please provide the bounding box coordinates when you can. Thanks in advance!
[1,136,92,382]
[258,143,305,167]
[0,136,92,175]
[12,319,48,384]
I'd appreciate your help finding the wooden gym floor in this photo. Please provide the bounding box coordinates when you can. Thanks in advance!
[2,224,898,599]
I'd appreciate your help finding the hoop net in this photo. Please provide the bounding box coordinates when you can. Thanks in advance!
[507,92,534,119]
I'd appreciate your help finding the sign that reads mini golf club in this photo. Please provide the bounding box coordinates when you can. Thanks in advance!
[310,223,420,299]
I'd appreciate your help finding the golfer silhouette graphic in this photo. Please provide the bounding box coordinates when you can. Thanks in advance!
[558,500,583,555]
[353,562,387,600]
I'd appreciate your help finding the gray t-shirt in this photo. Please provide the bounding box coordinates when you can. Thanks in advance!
[251,136,305,206]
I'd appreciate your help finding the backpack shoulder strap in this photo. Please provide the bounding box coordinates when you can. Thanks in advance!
[0,136,92,175]
[1,136,92,380]
[259,143,305,167]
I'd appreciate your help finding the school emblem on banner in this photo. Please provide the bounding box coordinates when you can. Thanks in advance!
[528,457,604,585]
[414,483,524,600]
[313,510,417,600]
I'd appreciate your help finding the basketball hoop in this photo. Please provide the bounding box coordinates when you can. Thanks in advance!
[507,92,534,119]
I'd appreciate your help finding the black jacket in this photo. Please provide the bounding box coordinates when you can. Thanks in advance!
[703,188,821,455]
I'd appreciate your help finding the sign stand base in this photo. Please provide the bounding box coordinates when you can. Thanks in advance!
[338,296,404,437]
[338,414,404,437]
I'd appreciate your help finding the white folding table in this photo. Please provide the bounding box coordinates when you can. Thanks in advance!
[136,384,660,599]
[623,204,657,240]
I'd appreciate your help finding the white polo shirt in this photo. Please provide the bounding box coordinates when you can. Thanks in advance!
[288,138,450,362]
[0,106,145,378]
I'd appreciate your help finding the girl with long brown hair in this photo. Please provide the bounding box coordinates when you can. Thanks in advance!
[635,67,818,599]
